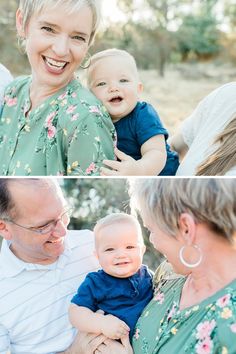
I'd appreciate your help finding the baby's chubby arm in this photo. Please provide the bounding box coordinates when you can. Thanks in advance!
[69,304,130,340]
[101,135,166,176]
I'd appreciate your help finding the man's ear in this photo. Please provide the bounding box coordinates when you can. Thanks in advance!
[0,220,12,241]
[16,8,25,37]
[178,213,196,244]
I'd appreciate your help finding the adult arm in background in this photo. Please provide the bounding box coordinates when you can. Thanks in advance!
[168,133,189,161]
[168,84,230,162]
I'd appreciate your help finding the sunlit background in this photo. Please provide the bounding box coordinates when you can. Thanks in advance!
[102,0,125,23]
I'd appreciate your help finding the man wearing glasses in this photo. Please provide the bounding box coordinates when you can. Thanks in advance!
[0,178,106,354]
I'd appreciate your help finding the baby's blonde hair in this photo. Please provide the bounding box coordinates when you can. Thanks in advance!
[87,48,139,87]
[93,212,144,248]
[196,117,236,176]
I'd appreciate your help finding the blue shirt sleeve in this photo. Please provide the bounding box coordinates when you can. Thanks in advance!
[135,102,168,146]
[71,273,99,312]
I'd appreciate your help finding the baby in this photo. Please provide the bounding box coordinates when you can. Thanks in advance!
[69,213,153,341]
[0,63,13,113]
[87,48,179,176]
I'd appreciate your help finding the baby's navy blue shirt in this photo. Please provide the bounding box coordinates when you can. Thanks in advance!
[71,264,153,339]
[114,101,179,175]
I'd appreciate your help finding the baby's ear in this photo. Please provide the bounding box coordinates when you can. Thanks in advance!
[137,82,143,95]
[93,249,98,259]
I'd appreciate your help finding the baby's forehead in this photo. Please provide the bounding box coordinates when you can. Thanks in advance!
[96,221,141,241]
[95,54,135,68]
[90,55,139,78]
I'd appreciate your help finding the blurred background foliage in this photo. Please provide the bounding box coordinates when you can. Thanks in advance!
[0,178,162,270]
[1,0,236,76]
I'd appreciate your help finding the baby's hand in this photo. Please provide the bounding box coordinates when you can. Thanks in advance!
[101,314,130,339]
[101,148,142,176]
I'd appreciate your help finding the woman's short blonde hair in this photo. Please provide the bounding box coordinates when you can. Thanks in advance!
[129,178,236,242]
[94,212,144,247]
[18,0,101,45]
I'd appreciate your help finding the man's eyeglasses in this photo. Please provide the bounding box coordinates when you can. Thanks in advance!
[3,208,73,235]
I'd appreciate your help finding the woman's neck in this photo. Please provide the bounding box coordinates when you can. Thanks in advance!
[29,75,75,111]
[179,246,236,310]
[29,84,60,111]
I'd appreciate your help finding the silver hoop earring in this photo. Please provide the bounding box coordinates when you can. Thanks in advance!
[179,245,202,268]
[80,52,91,69]
[17,36,26,55]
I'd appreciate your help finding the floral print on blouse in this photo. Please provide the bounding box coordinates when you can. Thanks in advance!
[132,276,236,354]
[0,76,116,176]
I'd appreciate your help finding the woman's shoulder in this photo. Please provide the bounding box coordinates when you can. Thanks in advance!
[58,79,108,116]
[207,82,236,102]
[57,78,110,121]
[4,75,30,94]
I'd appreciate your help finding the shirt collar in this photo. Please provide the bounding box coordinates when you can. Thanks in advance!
[0,237,72,278]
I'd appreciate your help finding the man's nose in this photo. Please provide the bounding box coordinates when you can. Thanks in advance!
[52,219,67,238]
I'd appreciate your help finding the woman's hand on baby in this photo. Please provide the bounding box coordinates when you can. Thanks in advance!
[100,314,130,339]
[101,148,143,176]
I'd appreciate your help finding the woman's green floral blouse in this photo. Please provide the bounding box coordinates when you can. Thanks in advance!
[133,276,236,354]
[0,76,116,176]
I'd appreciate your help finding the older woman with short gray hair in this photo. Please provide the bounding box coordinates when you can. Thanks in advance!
[128,178,236,354]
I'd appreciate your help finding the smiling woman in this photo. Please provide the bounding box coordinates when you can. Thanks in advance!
[0,0,115,176]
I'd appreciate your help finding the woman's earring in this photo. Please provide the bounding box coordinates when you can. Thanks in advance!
[179,244,202,268]
[80,52,91,69]
[17,36,26,55]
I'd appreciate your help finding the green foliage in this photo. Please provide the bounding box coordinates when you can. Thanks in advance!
[224,0,236,31]
[177,12,221,60]
[0,0,29,75]
[1,0,236,76]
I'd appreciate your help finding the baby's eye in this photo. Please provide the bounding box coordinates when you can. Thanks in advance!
[126,245,135,249]
[41,26,54,33]
[105,248,114,252]
[96,82,106,87]
[120,79,129,83]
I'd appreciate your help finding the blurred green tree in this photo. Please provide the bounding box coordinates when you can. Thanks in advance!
[177,0,221,60]
[0,0,29,75]
[224,0,236,31]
